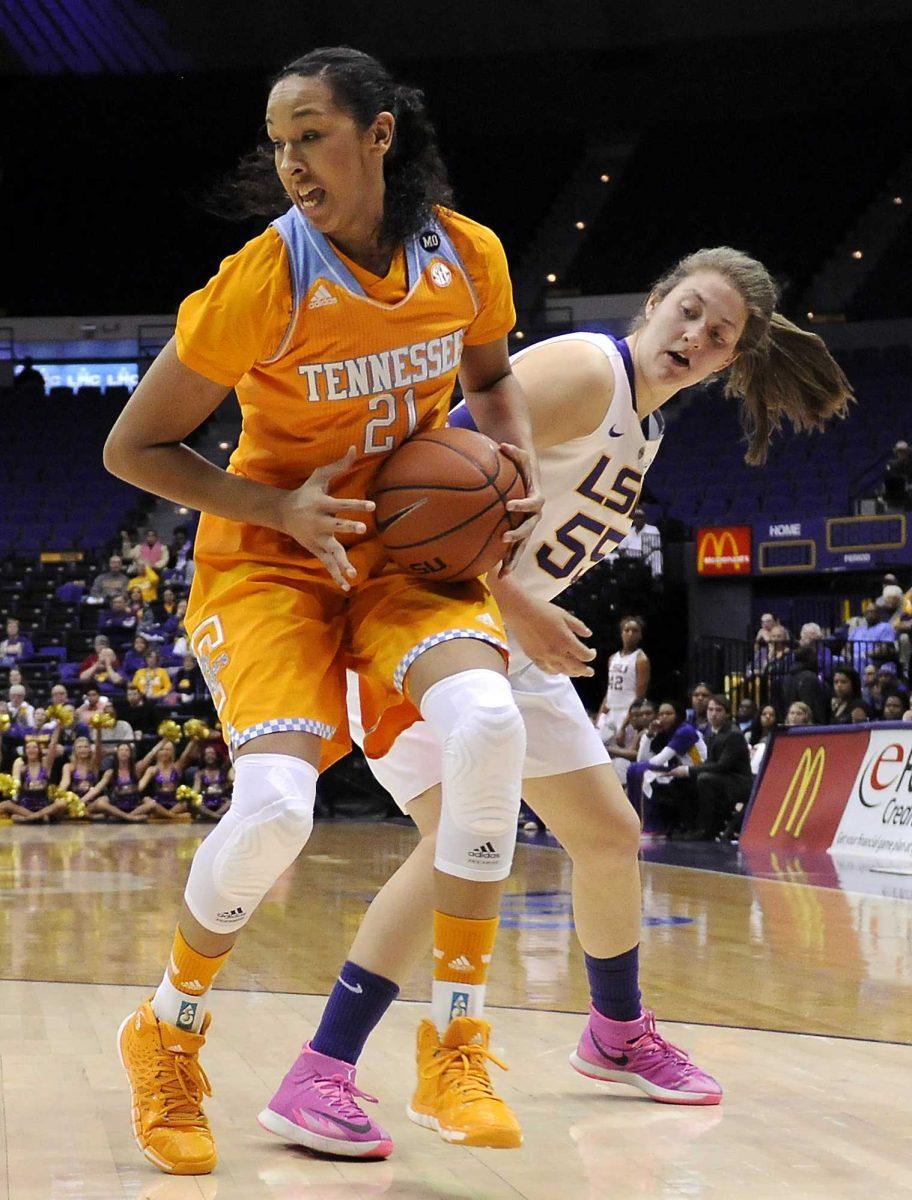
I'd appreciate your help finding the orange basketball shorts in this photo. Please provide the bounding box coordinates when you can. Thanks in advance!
[186,515,508,769]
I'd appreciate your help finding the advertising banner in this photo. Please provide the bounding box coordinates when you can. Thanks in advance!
[741,728,870,852]
[830,727,912,863]
[696,526,752,576]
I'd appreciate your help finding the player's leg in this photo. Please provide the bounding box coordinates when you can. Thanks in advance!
[522,763,722,1105]
[400,638,524,1148]
[119,569,338,1176]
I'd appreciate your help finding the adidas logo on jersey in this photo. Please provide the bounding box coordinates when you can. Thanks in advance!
[447,954,475,972]
[468,841,500,861]
[308,284,337,309]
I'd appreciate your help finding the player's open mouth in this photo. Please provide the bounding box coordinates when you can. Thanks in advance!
[667,350,690,368]
[298,186,326,211]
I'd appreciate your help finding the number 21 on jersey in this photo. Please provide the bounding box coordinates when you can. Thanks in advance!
[364,387,418,454]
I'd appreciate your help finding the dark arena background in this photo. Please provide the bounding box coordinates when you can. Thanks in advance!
[2,4,912,1198]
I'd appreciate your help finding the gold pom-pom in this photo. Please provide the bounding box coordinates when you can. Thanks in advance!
[158,720,182,743]
[47,784,59,800]
[0,773,18,798]
[183,719,210,741]
[89,710,116,730]
[176,784,202,808]
[0,713,10,733]
[47,704,75,727]
[61,791,85,819]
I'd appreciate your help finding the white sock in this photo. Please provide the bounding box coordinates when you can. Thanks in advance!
[431,979,487,1035]
[151,971,209,1034]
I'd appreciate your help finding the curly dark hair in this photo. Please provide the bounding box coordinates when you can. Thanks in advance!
[214,46,453,247]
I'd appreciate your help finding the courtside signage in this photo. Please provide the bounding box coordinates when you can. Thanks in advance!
[831,728,912,862]
[696,526,752,576]
[742,729,869,852]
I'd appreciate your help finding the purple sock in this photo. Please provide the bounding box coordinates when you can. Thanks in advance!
[585,945,642,1022]
[310,960,400,1065]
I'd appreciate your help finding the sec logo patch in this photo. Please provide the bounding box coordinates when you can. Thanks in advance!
[430,261,452,288]
[420,230,441,251]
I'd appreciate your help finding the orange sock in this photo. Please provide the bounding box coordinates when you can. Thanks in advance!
[431,912,498,1032]
[167,926,233,996]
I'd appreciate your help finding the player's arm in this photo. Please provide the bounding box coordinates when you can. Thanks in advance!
[459,338,543,569]
[509,337,617,450]
[104,341,372,591]
[635,652,650,701]
[487,572,595,676]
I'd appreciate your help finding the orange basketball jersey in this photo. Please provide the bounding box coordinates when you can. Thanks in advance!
[175,206,515,518]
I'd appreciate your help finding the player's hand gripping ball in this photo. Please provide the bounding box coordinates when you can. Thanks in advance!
[369,428,526,582]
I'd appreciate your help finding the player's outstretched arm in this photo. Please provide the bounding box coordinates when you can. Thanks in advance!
[488,573,596,677]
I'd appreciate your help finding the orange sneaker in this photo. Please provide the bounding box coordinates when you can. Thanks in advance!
[117,999,217,1175]
[407,1017,522,1149]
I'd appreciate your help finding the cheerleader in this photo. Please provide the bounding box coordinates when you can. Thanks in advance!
[3,725,68,822]
[59,725,107,816]
[139,734,201,819]
[92,743,155,822]
[192,746,234,822]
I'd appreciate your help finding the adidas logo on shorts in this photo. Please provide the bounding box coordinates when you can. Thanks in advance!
[308,284,337,309]
[468,840,500,861]
[447,954,475,972]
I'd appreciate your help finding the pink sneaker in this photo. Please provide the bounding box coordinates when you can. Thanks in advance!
[258,1043,393,1158]
[570,1006,722,1105]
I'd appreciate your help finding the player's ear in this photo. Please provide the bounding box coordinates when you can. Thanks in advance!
[643,290,660,321]
[371,111,395,157]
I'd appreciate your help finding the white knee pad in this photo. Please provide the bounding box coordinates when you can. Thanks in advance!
[184,754,317,933]
[420,669,524,882]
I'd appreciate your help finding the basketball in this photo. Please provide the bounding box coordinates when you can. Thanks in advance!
[369,427,526,582]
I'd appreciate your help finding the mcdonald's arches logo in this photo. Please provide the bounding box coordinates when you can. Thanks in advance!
[696,526,752,575]
[769,746,825,838]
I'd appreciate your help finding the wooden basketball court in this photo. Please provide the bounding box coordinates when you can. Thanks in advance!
[1,819,909,1198]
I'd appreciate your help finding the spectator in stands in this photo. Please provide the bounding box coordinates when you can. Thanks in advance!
[89,555,131,603]
[160,598,188,640]
[170,653,204,702]
[879,584,912,669]
[123,685,157,737]
[132,649,172,699]
[99,594,138,640]
[194,744,233,821]
[130,528,169,575]
[881,441,912,510]
[735,698,756,735]
[156,586,179,622]
[627,700,706,834]
[167,524,195,585]
[851,701,873,724]
[606,700,647,785]
[79,635,124,689]
[782,644,830,725]
[49,683,70,708]
[170,607,190,658]
[7,684,34,730]
[831,667,861,725]
[686,682,712,733]
[618,508,663,580]
[785,701,814,726]
[127,586,157,630]
[99,706,136,750]
[0,618,34,664]
[6,667,24,692]
[123,634,152,678]
[754,613,777,646]
[798,622,834,679]
[13,356,45,392]
[848,602,896,669]
[876,663,909,711]
[861,663,878,709]
[882,694,906,722]
[668,695,753,841]
[75,686,109,726]
[751,704,779,745]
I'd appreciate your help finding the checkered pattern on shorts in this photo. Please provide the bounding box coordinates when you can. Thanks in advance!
[226,717,336,757]
[393,629,508,692]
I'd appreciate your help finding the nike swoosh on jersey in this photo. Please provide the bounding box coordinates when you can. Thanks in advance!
[608,425,624,437]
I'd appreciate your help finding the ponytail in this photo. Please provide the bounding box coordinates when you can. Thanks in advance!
[727,312,854,465]
[380,81,453,246]
[638,247,854,465]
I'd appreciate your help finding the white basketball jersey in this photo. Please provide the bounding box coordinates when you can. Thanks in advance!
[507,333,664,603]
[605,648,641,714]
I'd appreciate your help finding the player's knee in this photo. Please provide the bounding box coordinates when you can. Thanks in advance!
[443,700,526,837]
[185,753,317,933]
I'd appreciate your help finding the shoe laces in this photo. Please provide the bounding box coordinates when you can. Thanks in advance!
[628,1012,701,1079]
[312,1073,379,1120]
[154,1048,212,1127]
[424,1041,509,1102]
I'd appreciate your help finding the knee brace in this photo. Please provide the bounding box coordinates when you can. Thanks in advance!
[184,753,317,933]
[420,669,525,882]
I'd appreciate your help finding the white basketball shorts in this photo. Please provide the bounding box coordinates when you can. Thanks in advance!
[346,643,610,812]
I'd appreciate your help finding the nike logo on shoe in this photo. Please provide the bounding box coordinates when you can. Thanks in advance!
[338,977,363,994]
[298,1107,371,1134]
[590,1028,629,1066]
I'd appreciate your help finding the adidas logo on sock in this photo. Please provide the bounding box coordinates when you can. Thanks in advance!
[468,841,499,861]
[178,979,205,995]
[308,284,337,309]
[447,954,474,972]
